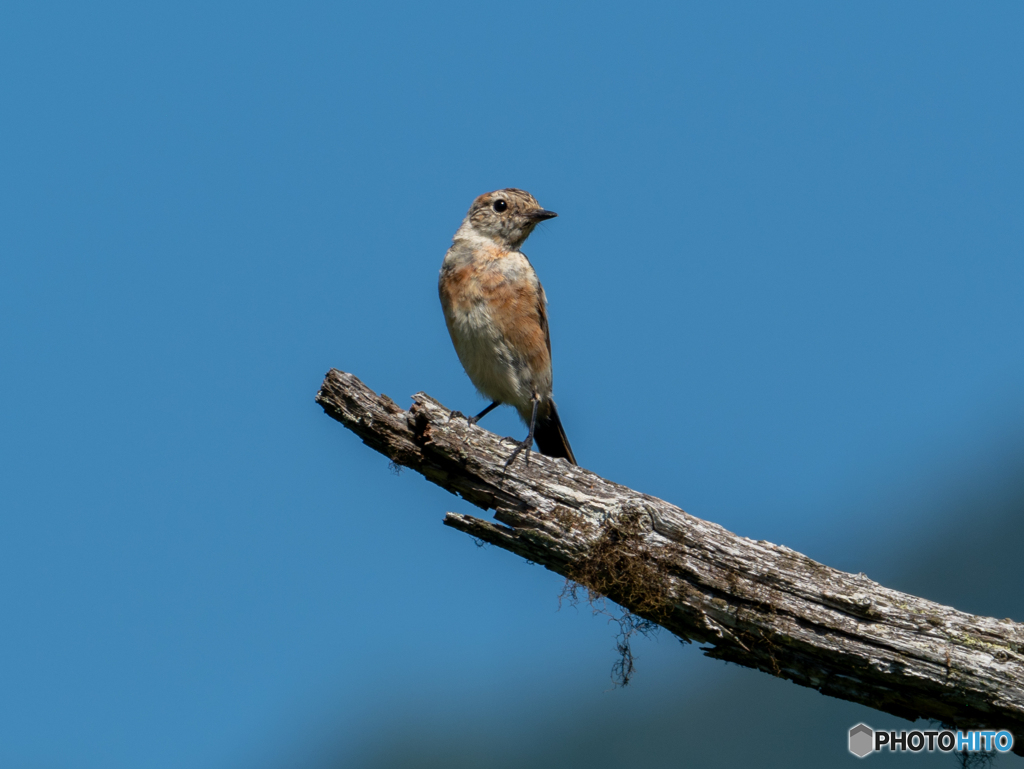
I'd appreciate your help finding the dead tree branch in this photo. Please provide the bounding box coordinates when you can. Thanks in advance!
[316,368,1024,753]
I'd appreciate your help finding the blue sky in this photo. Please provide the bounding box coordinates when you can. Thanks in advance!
[2,3,1023,767]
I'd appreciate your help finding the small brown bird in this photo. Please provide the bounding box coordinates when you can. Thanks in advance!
[438,188,576,466]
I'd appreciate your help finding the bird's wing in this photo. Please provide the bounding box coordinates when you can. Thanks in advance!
[537,283,551,356]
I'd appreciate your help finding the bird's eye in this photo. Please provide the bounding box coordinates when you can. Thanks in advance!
[493,199,508,213]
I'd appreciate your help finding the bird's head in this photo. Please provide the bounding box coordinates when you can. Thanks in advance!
[460,188,557,250]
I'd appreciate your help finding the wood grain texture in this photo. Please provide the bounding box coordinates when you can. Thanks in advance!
[316,368,1024,753]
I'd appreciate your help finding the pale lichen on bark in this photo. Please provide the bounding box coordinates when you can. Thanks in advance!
[316,368,1024,754]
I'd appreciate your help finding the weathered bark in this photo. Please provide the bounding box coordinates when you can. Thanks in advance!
[316,368,1024,752]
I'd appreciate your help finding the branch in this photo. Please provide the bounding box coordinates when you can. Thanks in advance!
[316,368,1024,752]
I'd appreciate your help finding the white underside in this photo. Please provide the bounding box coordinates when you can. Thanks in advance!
[448,302,536,412]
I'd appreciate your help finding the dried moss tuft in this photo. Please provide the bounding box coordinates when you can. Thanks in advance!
[560,502,674,685]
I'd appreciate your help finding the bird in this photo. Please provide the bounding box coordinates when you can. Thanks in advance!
[438,188,576,467]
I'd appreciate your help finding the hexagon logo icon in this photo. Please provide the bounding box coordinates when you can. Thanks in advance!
[849,723,874,758]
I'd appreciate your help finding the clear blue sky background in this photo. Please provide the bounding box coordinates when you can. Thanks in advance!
[2,3,1023,767]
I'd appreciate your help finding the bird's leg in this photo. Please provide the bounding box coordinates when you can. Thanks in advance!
[504,396,539,469]
[467,401,499,425]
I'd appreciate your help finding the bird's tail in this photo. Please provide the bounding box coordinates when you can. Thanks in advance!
[533,401,577,465]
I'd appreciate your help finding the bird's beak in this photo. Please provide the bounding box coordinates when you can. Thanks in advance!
[527,209,558,221]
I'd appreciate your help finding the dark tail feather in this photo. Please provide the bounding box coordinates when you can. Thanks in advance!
[533,401,577,465]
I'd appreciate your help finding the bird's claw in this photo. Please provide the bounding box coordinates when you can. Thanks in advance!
[503,438,532,470]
